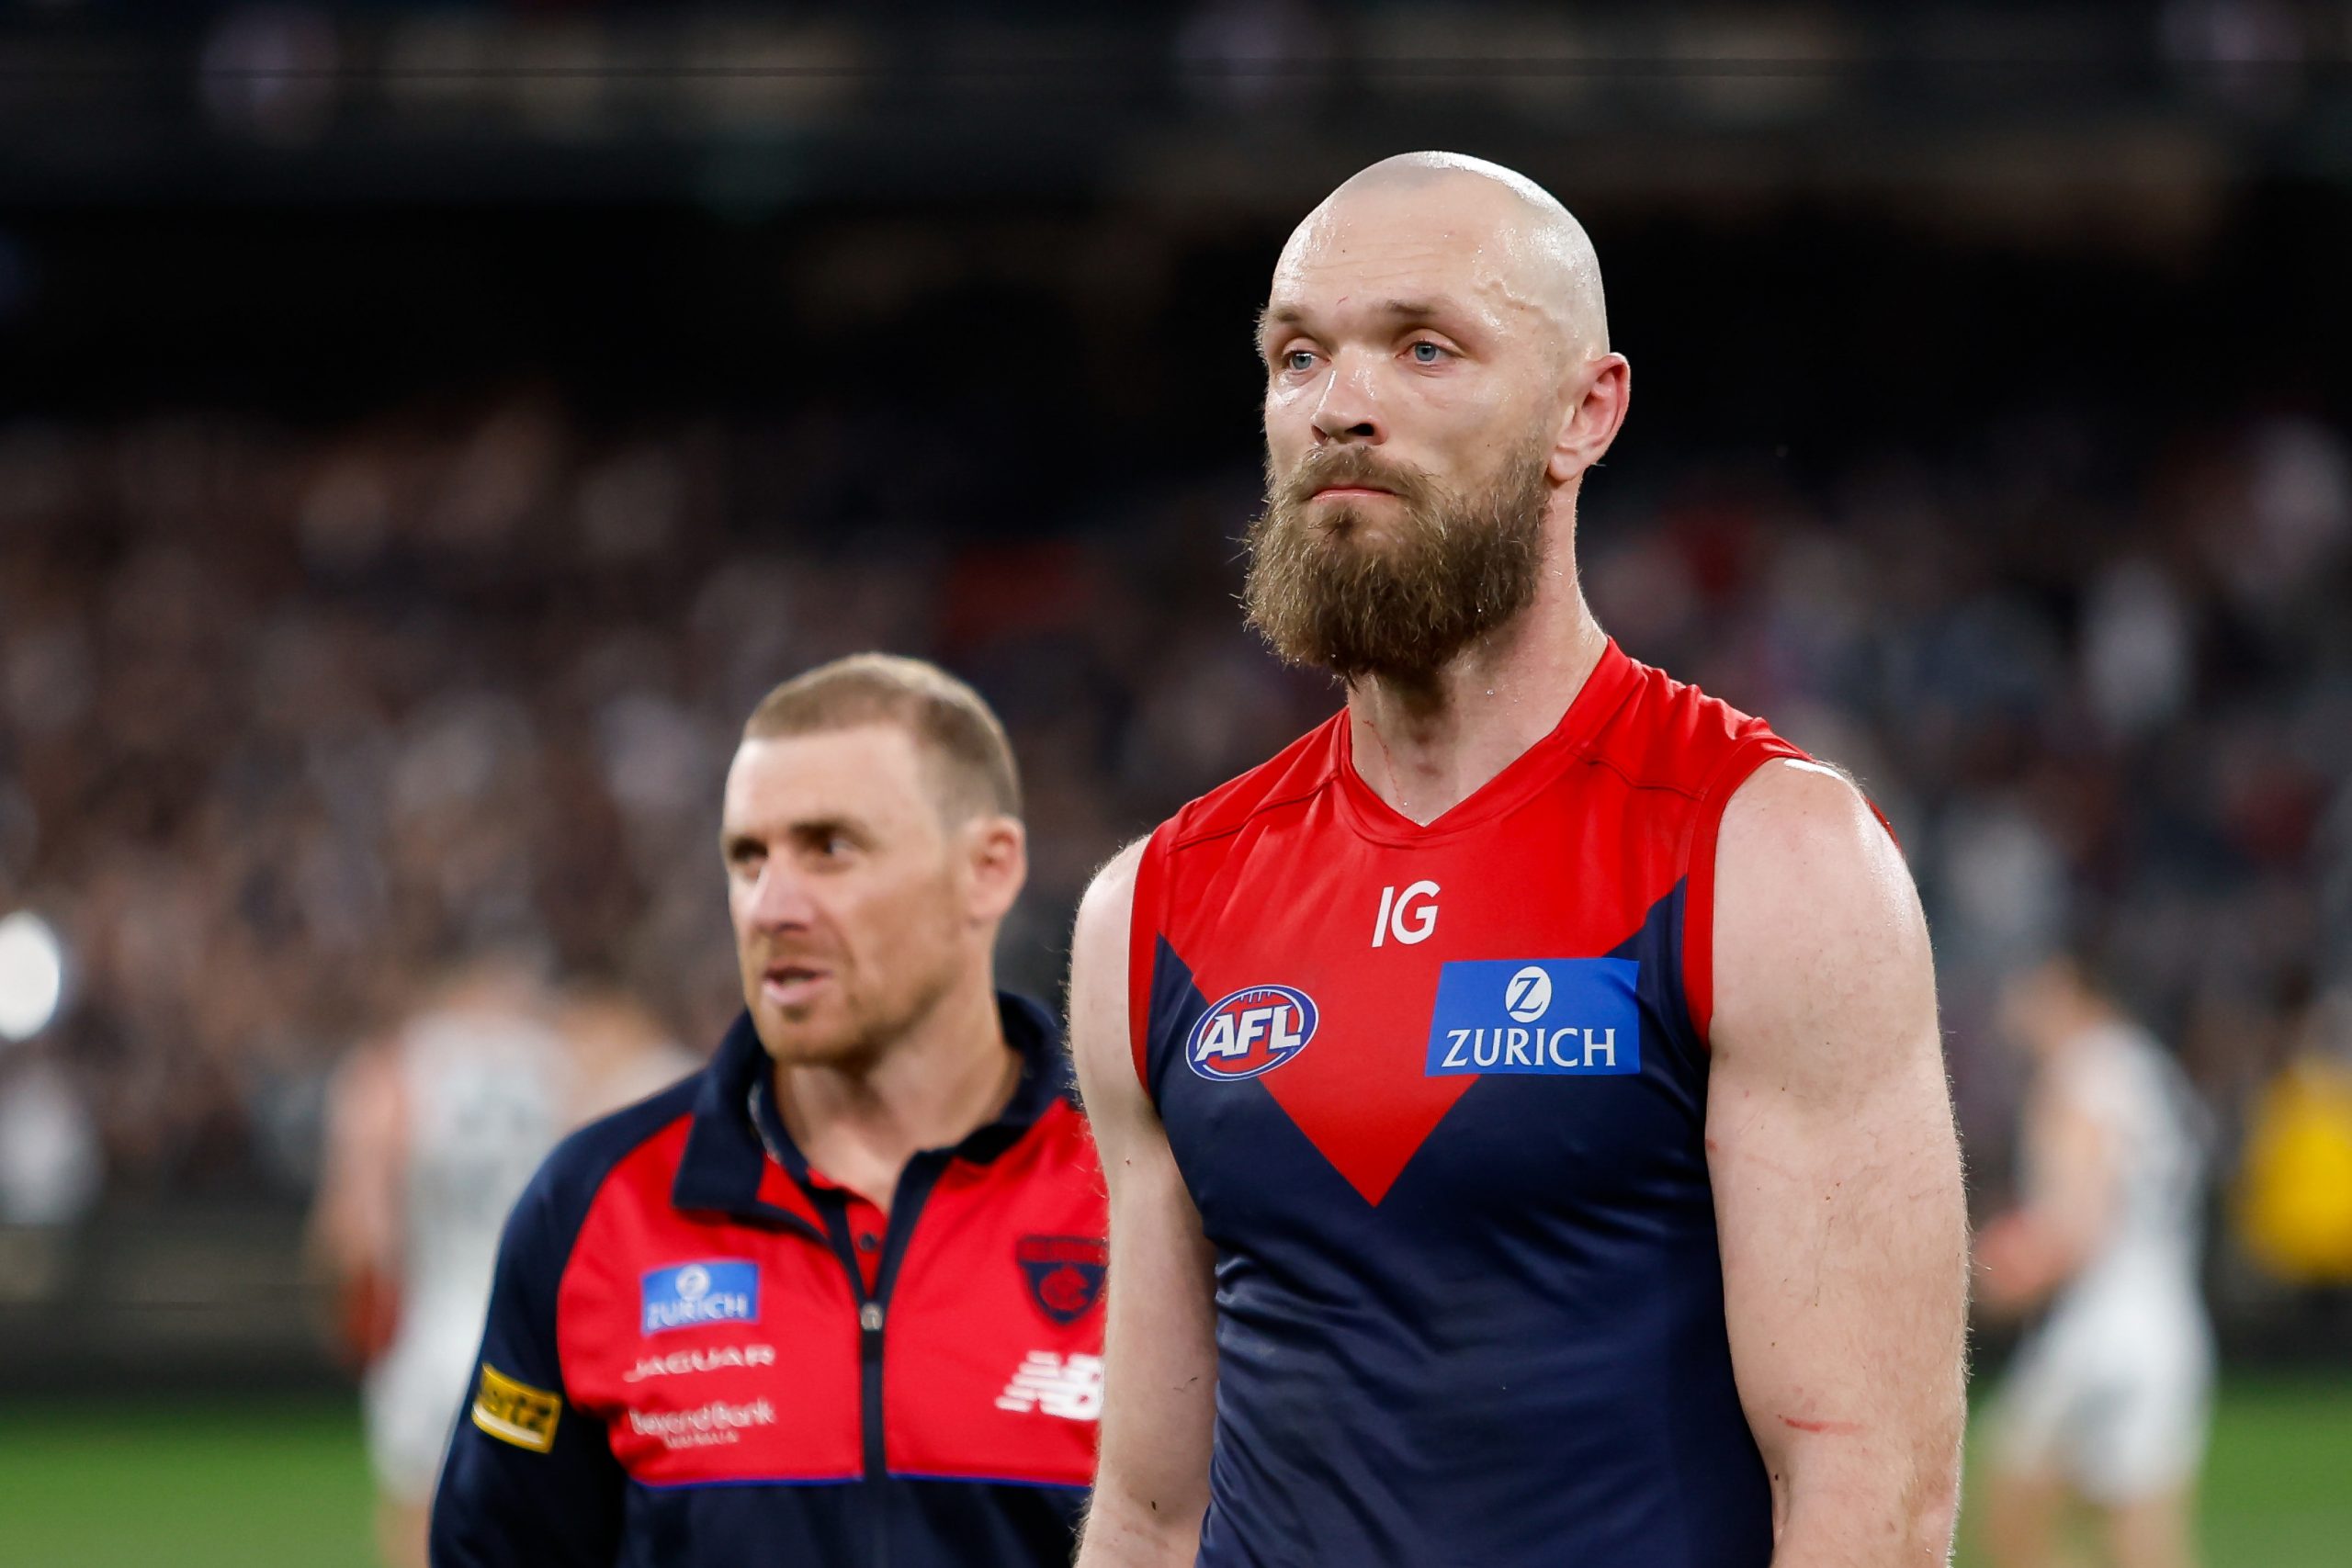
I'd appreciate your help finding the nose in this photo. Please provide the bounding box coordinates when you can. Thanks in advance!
[1311,351,1385,446]
[742,858,817,932]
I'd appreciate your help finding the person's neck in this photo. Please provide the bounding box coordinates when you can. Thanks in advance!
[771,967,1016,1214]
[1344,555,1608,827]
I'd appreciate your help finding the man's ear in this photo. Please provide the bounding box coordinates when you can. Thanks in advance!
[962,815,1028,925]
[1549,353,1631,485]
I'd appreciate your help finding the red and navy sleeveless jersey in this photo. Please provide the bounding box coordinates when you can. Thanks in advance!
[1128,640,1805,1568]
[431,994,1106,1568]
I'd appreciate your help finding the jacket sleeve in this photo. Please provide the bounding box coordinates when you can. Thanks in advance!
[429,1162,626,1568]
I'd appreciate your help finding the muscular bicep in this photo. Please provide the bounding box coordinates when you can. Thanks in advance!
[1069,840,1218,1565]
[1705,761,1967,1559]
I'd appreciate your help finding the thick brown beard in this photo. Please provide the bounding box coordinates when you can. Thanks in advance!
[1242,440,1552,682]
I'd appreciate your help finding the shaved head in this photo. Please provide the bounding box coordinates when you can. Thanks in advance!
[1276,152,1609,364]
[1246,152,1630,682]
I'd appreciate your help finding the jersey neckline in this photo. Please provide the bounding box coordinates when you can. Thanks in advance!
[1328,637,1642,846]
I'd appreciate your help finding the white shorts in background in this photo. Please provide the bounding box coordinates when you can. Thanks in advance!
[364,1314,481,1504]
[1989,1295,2214,1503]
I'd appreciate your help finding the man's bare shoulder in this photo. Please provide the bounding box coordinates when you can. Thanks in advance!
[1712,757,1933,1084]
[1069,839,1151,1117]
[1077,837,1148,934]
[1718,756,1894,868]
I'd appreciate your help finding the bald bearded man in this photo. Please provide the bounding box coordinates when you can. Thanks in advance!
[1068,154,1967,1567]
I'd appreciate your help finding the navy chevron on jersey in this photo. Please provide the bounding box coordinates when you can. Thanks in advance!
[1127,639,1804,1568]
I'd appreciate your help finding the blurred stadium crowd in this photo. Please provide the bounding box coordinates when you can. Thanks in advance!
[2,383,2348,1242]
[1,0,2350,1368]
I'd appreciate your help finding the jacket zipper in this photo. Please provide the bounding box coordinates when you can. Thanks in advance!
[752,1079,968,1568]
[860,1296,888,1568]
[749,1083,896,1563]
[863,1153,948,1568]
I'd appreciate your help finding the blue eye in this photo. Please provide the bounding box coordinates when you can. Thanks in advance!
[1285,350,1317,372]
[1410,342,1445,364]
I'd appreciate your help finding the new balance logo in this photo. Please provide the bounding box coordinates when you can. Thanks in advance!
[993,1351,1103,1421]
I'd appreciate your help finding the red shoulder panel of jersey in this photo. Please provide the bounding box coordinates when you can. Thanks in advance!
[1166,712,1347,852]
[1581,656,1807,1040]
[1580,656,1792,801]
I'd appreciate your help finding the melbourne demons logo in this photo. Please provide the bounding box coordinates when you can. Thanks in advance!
[1016,1235,1108,1324]
[1186,984,1318,1082]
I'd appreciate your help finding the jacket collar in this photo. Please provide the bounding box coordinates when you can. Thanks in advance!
[670,991,1070,1225]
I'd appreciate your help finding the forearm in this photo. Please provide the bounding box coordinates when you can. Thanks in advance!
[1747,1224,1968,1568]
[1077,1304,1215,1568]
[1769,1449,1962,1567]
[1727,1116,1969,1568]
[1077,1482,1203,1568]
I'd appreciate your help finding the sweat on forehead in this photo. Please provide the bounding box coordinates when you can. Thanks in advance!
[1272,152,1608,355]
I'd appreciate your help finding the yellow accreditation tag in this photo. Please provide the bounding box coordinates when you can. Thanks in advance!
[471,1363,562,1453]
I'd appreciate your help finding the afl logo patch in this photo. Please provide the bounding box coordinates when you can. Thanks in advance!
[1186,984,1318,1082]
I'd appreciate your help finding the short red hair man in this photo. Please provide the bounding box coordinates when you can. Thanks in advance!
[433,654,1105,1567]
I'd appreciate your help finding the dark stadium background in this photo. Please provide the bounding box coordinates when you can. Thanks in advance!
[2,4,2350,1563]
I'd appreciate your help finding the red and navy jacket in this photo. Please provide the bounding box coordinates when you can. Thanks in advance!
[430,993,1106,1568]
[1131,641,1811,1567]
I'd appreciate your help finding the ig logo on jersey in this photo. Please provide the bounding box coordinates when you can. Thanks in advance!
[1186,985,1318,1082]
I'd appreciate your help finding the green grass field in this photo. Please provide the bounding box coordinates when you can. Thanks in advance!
[1,1380,2346,1565]
[0,1398,377,1565]
[1955,1376,2352,1568]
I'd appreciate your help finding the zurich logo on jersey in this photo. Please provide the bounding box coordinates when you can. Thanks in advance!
[1186,984,1318,1082]
[1424,958,1642,1077]
[641,1260,760,1335]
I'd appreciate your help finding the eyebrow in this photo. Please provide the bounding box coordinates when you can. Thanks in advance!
[719,815,864,852]
[1257,298,1462,343]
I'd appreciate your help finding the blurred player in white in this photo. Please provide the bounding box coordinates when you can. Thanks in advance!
[1976,953,2214,1568]
[310,963,694,1568]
